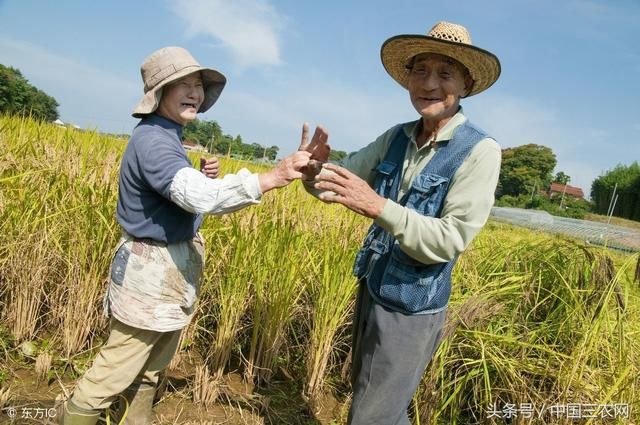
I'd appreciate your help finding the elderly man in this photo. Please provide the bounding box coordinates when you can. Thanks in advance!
[302,21,502,424]
[62,46,316,425]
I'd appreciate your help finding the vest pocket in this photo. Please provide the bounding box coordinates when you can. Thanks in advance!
[378,244,445,313]
[353,226,377,277]
[404,173,449,217]
[353,226,388,278]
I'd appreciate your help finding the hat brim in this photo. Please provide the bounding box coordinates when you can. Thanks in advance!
[381,35,501,97]
[131,67,227,118]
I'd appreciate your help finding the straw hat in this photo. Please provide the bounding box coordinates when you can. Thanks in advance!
[132,46,227,118]
[381,21,501,97]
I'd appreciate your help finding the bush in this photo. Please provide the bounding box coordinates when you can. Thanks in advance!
[495,193,592,219]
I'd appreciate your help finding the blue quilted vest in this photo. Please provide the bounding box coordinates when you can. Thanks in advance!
[353,119,488,314]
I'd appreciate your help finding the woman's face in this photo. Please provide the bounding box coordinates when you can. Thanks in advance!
[156,73,204,125]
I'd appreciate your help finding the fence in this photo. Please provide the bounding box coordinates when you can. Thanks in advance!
[490,207,640,253]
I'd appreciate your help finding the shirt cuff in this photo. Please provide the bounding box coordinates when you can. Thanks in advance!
[374,199,404,234]
[239,168,263,198]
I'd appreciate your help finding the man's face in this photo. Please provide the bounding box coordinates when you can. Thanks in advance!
[407,54,471,124]
[157,73,204,125]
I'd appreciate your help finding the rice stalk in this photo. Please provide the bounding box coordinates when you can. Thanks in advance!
[304,219,358,404]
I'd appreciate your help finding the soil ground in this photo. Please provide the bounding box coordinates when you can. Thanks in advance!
[1,356,344,425]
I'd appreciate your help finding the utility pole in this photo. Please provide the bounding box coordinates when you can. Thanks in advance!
[559,183,568,210]
[530,182,537,203]
[208,133,215,154]
[606,183,618,218]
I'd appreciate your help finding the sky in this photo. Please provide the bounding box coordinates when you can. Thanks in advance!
[1,0,639,194]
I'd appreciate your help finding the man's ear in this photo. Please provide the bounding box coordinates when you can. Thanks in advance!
[463,74,474,98]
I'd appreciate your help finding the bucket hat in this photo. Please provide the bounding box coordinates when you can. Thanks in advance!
[381,21,501,96]
[132,46,226,118]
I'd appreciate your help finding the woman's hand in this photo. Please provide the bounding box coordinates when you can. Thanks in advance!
[200,156,220,178]
[258,150,312,193]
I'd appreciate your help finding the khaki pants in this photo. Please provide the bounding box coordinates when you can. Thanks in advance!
[70,318,181,411]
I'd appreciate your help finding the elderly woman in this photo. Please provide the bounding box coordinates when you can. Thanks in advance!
[62,47,316,424]
[304,22,502,424]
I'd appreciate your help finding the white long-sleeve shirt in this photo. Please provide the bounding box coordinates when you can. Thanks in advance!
[169,166,262,215]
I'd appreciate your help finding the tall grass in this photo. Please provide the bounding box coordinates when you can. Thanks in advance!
[303,218,358,406]
[416,226,639,424]
[1,115,638,423]
[194,215,256,403]
[1,116,121,355]
[244,216,307,385]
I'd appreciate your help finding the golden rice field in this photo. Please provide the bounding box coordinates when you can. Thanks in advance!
[0,115,639,424]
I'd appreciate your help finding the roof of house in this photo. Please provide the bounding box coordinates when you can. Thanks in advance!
[549,182,585,199]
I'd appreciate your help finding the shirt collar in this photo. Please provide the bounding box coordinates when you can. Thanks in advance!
[404,107,468,147]
[143,113,184,140]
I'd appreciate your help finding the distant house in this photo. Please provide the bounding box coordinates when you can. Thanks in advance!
[549,182,584,200]
[52,119,81,130]
[182,140,208,153]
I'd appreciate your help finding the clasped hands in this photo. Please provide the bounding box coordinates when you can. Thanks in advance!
[199,123,385,218]
[297,124,386,219]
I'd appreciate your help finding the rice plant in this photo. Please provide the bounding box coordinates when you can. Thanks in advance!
[1,115,638,424]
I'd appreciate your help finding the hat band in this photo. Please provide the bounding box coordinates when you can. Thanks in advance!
[144,64,202,93]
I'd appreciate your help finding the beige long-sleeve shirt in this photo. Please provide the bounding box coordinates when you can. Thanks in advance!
[308,109,501,265]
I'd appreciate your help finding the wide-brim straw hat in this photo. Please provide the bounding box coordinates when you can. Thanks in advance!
[381,21,501,97]
[132,46,226,118]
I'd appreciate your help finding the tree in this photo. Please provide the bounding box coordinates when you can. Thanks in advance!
[265,146,279,161]
[553,171,571,185]
[591,161,640,221]
[329,150,348,161]
[182,118,280,160]
[498,144,557,198]
[183,119,222,151]
[0,64,59,121]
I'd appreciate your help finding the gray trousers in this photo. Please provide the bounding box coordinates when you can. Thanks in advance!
[348,283,446,425]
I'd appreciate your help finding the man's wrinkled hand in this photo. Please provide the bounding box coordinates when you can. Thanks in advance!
[200,156,220,179]
[314,163,386,218]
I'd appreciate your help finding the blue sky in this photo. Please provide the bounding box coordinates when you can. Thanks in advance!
[1,0,639,194]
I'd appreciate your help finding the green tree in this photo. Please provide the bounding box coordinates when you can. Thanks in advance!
[183,119,222,151]
[498,144,557,198]
[591,161,640,221]
[329,150,347,161]
[553,171,571,185]
[249,142,263,159]
[265,146,279,161]
[182,118,280,160]
[0,64,59,121]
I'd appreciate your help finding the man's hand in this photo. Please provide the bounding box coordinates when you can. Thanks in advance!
[314,163,386,218]
[298,123,330,180]
[258,151,312,193]
[200,156,220,179]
